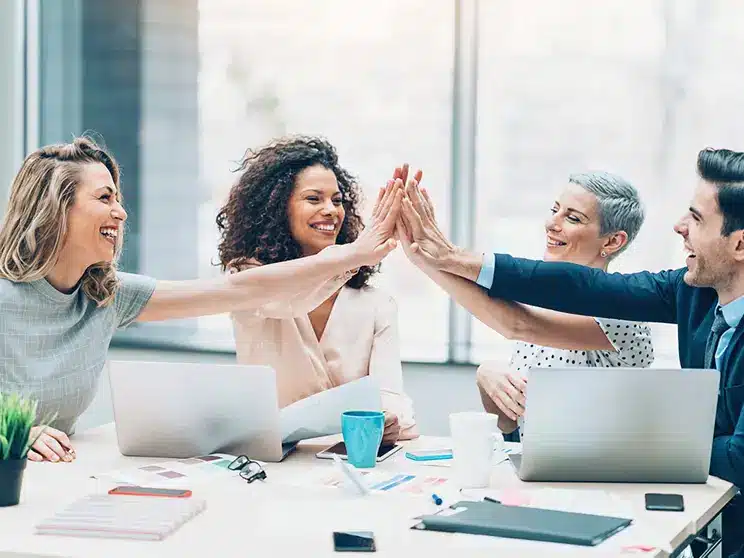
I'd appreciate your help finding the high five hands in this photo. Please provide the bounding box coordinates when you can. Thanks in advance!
[391,163,455,270]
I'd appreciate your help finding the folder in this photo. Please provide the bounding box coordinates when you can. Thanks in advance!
[412,500,632,546]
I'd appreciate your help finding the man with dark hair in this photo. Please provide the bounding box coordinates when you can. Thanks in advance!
[398,148,744,557]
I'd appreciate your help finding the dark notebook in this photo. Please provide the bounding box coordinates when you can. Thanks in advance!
[412,500,632,547]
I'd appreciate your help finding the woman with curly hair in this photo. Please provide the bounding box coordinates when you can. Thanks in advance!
[0,136,401,463]
[217,136,418,443]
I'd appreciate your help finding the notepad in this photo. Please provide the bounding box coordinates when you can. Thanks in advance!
[35,494,206,541]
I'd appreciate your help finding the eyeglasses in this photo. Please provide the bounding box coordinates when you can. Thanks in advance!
[228,455,267,483]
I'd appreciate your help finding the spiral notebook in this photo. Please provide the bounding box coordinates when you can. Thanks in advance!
[35,494,206,541]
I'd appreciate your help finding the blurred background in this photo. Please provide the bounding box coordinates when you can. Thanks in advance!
[3,0,744,424]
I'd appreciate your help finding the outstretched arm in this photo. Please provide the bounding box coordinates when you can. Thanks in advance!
[396,177,614,349]
[397,169,681,325]
[136,179,403,322]
[227,259,351,320]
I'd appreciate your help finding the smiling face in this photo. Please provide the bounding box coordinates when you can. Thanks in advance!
[543,182,611,267]
[287,164,345,256]
[674,179,739,290]
[61,162,127,269]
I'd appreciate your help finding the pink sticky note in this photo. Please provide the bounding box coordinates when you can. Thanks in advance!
[500,489,531,506]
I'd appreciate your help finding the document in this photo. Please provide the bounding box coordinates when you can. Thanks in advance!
[92,453,246,488]
[280,376,382,444]
[297,466,450,495]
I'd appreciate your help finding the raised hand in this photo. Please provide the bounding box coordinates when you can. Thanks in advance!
[396,170,455,269]
[346,178,403,267]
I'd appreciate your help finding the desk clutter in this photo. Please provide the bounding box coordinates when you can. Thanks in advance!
[35,494,206,541]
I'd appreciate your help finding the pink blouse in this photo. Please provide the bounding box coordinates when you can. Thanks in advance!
[230,265,418,440]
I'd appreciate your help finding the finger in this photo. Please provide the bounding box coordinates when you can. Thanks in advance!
[377,178,401,223]
[492,389,520,421]
[408,180,430,222]
[401,196,426,237]
[420,187,436,222]
[393,167,402,182]
[33,437,61,462]
[27,449,43,462]
[378,188,403,234]
[46,427,72,450]
[508,375,527,405]
[375,179,397,222]
[400,163,409,185]
[371,183,389,220]
[42,434,69,462]
[502,375,526,407]
[413,168,423,185]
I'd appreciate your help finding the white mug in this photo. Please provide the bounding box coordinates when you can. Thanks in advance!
[449,411,503,489]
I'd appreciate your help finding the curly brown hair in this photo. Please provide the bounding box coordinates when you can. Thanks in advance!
[215,135,377,289]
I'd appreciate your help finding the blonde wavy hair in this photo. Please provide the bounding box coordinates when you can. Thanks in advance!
[0,137,124,307]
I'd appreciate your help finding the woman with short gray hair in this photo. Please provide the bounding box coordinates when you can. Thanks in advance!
[394,166,653,439]
[472,170,654,438]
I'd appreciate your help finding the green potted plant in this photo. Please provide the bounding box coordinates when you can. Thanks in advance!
[0,393,42,507]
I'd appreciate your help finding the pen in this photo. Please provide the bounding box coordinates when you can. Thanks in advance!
[431,493,443,505]
[483,496,501,504]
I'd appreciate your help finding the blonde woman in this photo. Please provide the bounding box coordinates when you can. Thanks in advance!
[0,137,402,463]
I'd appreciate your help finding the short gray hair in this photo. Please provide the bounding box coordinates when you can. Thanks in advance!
[568,171,645,260]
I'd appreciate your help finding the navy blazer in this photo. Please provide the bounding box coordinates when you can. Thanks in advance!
[488,254,744,489]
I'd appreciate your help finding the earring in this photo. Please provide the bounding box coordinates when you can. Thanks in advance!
[601,251,607,258]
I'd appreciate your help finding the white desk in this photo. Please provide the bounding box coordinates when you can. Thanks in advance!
[0,424,736,558]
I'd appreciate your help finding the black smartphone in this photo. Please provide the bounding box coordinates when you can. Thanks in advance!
[644,493,684,512]
[333,531,376,552]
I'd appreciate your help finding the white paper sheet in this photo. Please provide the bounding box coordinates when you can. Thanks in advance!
[279,376,382,444]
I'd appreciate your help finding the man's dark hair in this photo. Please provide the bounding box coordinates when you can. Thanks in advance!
[697,148,744,236]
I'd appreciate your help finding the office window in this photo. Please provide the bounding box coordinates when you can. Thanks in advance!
[471,1,744,364]
[0,0,25,213]
[196,0,455,361]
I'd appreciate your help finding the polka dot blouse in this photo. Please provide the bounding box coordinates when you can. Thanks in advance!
[509,317,654,375]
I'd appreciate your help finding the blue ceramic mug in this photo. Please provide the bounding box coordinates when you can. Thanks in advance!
[341,410,385,468]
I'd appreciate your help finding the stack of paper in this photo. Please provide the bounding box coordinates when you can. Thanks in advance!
[35,494,206,541]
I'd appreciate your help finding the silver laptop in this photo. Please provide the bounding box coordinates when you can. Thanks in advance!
[108,360,297,462]
[509,367,720,483]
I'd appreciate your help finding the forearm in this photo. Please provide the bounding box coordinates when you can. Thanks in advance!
[420,264,528,340]
[438,248,485,283]
[420,263,609,349]
[138,246,363,322]
[478,384,518,433]
[486,254,680,324]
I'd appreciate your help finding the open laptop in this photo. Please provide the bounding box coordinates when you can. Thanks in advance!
[509,367,720,483]
[108,360,297,462]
